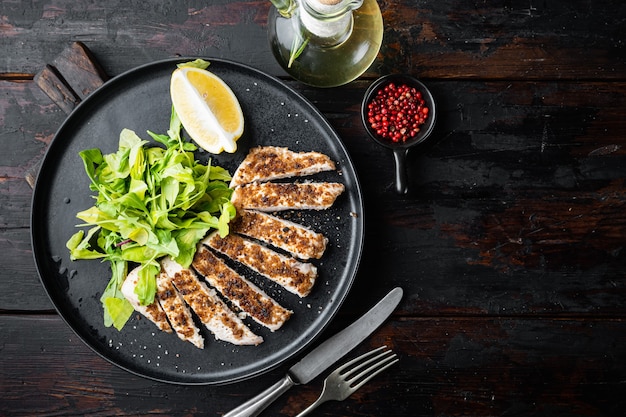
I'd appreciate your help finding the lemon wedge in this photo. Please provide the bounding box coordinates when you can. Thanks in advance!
[170,67,244,154]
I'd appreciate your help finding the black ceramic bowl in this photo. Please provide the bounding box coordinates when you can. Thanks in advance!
[361,74,436,194]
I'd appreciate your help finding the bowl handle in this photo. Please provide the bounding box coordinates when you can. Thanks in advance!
[392,148,409,194]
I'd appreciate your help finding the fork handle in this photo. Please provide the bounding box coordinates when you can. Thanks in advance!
[223,374,296,417]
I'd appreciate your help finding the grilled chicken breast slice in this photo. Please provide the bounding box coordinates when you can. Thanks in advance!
[229,146,336,187]
[231,209,328,260]
[161,257,263,346]
[121,266,172,333]
[231,182,345,212]
[192,244,292,331]
[203,233,317,298]
[156,270,204,349]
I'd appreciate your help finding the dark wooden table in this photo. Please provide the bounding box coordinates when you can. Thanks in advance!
[2,1,626,416]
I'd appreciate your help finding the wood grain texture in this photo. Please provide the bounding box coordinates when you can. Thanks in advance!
[2,1,625,79]
[2,79,625,316]
[33,65,80,115]
[1,0,626,415]
[1,315,624,416]
[27,42,108,186]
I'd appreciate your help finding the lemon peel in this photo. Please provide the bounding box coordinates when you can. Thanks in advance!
[170,67,244,154]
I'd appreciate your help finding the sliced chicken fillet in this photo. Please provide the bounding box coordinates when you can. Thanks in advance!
[192,244,292,331]
[231,182,345,212]
[121,266,172,333]
[229,146,336,187]
[161,257,263,346]
[202,233,317,298]
[156,270,204,349]
[231,209,328,260]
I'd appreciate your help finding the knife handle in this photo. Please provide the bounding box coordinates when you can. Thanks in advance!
[222,374,296,417]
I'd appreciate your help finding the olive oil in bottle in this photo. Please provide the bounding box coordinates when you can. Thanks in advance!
[268,0,383,88]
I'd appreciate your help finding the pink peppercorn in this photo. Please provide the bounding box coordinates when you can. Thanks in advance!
[367,82,429,143]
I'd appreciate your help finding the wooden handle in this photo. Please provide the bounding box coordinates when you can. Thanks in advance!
[27,42,108,188]
[34,41,108,114]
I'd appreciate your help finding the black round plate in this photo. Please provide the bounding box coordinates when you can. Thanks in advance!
[31,58,364,385]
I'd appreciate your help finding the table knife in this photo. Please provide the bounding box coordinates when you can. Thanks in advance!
[223,287,403,417]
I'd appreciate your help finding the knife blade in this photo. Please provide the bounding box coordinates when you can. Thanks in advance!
[223,287,403,417]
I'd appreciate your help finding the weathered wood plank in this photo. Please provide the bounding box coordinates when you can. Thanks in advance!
[1,0,625,80]
[27,42,109,186]
[1,315,624,416]
[0,228,52,311]
[339,81,626,315]
[380,0,626,80]
[48,41,109,100]
[1,0,282,77]
[1,79,626,314]
[2,1,626,416]
[30,40,108,120]
[0,80,66,182]
[33,65,80,115]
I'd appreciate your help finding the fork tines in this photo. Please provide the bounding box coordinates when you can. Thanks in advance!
[294,346,399,417]
[339,346,399,389]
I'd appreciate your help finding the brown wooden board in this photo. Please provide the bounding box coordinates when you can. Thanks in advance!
[26,42,109,186]
[1,0,626,414]
[4,78,625,316]
[1,1,625,80]
[1,315,624,416]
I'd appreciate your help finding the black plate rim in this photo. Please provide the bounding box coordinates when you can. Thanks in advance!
[30,57,364,385]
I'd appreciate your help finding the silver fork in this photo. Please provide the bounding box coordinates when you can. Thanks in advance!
[294,346,399,417]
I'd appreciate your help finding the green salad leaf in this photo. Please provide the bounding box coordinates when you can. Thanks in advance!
[176,58,211,70]
[66,105,236,331]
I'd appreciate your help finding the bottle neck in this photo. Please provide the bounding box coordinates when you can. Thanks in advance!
[300,0,363,45]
